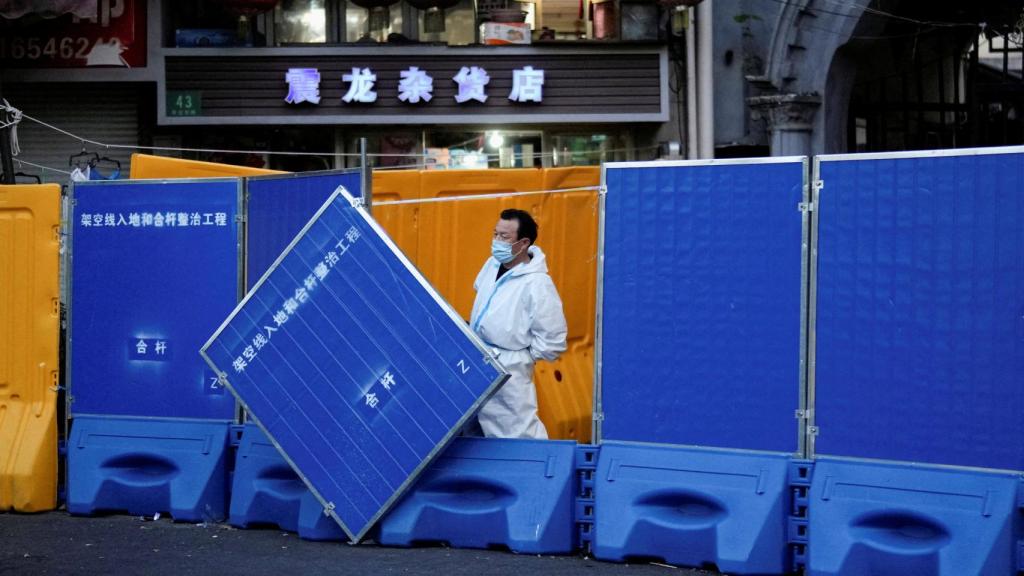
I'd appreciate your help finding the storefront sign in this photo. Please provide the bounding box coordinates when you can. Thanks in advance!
[0,0,146,68]
[163,48,667,125]
[285,65,545,106]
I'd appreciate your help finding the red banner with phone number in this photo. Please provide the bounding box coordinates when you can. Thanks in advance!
[0,0,145,68]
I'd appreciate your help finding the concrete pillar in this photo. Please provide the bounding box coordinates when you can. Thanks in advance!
[747,93,821,157]
[696,0,714,159]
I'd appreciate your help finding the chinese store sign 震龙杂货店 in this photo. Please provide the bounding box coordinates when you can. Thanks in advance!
[284,65,545,105]
[165,50,667,124]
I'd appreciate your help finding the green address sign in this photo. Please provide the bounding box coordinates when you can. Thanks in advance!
[167,91,201,117]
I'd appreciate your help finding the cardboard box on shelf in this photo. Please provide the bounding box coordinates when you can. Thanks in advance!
[483,22,532,45]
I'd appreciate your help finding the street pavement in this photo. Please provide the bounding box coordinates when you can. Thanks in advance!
[0,512,721,576]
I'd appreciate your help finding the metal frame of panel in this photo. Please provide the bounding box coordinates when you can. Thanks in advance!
[360,141,372,215]
[810,143,1024,162]
[60,195,70,303]
[65,177,245,424]
[807,144,1024,472]
[807,157,822,461]
[201,186,509,542]
[592,168,607,444]
[797,157,812,460]
[594,157,810,455]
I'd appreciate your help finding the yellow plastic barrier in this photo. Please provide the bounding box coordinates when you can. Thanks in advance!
[371,170,422,262]
[535,172,600,343]
[543,166,601,192]
[535,341,594,442]
[535,167,600,442]
[372,168,601,442]
[0,184,61,512]
[129,153,284,179]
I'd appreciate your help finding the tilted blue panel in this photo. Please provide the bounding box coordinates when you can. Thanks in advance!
[67,415,230,521]
[246,170,362,290]
[807,458,1021,576]
[592,442,791,574]
[814,151,1024,470]
[202,188,508,542]
[377,437,576,554]
[229,423,345,541]
[601,160,805,451]
[69,179,241,420]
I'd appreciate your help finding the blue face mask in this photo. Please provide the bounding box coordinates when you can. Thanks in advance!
[491,238,523,264]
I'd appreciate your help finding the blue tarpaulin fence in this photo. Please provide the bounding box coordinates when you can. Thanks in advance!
[811,149,1024,471]
[69,178,242,421]
[598,158,806,453]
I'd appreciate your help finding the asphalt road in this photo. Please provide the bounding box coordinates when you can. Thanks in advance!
[0,512,721,576]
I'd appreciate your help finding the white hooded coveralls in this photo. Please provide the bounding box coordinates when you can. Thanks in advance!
[469,245,568,439]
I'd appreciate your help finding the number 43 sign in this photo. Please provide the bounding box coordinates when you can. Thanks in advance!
[167,91,202,117]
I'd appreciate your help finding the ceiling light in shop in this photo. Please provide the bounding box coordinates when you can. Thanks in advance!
[488,132,505,148]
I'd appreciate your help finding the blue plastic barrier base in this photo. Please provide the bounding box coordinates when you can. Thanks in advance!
[592,442,791,575]
[807,458,1022,576]
[575,445,599,553]
[229,423,345,541]
[377,437,577,554]
[66,415,230,522]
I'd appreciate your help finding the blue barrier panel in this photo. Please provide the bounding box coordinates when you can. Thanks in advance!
[201,188,508,542]
[813,149,1024,470]
[807,458,1020,576]
[599,159,806,451]
[377,437,576,554]
[246,170,362,290]
[66,415,230,521]
[592,441,792,574]
[229,423,345,541]
[69,179,241,420]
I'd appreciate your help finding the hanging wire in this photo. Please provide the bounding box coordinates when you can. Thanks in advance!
[374,185,601,206]
[14,158,70,175]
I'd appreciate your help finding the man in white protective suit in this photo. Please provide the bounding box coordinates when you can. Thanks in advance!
[469,209,568,439]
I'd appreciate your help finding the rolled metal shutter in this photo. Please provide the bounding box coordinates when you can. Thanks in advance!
[5,82,141,184]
